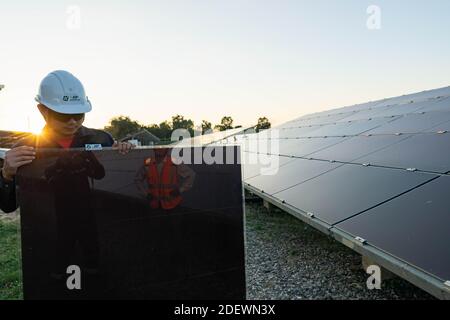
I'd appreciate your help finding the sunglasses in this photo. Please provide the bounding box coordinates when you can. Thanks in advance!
[48,109,85,122]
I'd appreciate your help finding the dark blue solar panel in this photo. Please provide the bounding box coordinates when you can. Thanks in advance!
[273,164,434,225]
[336,176,450,281]
[308,134,410,163]
[357,132,450,173]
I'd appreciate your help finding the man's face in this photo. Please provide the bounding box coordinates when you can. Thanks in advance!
[38,104,85,136]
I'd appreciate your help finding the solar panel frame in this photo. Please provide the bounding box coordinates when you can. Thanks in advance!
[365,111,450,135]
[241,153,295,181]
[278,137,349,157]
[272,164,436,225]
[245,159,342,195]
[356,132,450,173]
[415,96,450,113]
[323,117,398,136]
[334,105,394,122]
[307,134,412,163]
[336,175,450,281]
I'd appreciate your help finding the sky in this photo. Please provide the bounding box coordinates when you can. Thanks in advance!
[0,0,449,133]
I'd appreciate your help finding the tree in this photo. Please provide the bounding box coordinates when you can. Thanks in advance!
[158,120,173,140]
[172,114,194,136]
[214,116,234,131]
[255,117,271,132]
[201,120,212,134]
[104,116,142,140]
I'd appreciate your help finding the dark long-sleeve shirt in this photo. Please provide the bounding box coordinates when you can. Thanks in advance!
[0,126,114,213]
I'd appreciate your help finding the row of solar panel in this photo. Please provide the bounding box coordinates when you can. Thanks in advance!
[245,159,449,281]
[278,87,450,128]
[215,86,450,284]
[282,103,450,131]
[295,94,448,123]
[316,85,450,116]
[299,86,449,115]
[241,113,450,141]
[238,131,450,174]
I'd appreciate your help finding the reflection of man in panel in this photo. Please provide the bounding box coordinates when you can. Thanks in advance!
[135,148,195,210]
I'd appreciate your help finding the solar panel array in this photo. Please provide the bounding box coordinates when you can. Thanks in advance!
[216,86,450,285]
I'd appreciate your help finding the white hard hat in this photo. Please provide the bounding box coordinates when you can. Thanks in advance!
[35,70,92,114]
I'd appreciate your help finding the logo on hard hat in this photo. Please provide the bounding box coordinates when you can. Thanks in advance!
[62,95,81,102]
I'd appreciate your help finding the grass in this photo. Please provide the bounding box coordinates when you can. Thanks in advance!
[0,217,22,300]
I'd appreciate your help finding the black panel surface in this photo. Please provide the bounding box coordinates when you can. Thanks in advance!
[372,100,433,117]
[17,147,245,300]
[279,137,347,157]
[336,176,450,281]
[357,132,450,173]
[296,113,354,126]
[246,159,341,195]
[242,152,293,180]
[327,100,384,115]
[427,117,450,133]
[415,96,450,113]
[300,122,354,137]
[278,126,324,138]
[366,111,450,134]
[335,105,392,121]
[308,134,410,163]
[298,117,394,137]
[274,164,434,225]
[332,117,395,136]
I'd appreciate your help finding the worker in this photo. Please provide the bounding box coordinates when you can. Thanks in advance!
[0,70,134,289]
[135,148,195,211]
[0,70,134,213]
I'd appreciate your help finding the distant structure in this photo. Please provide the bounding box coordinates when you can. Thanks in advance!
[120,129,161,146]
[0,84,4,91]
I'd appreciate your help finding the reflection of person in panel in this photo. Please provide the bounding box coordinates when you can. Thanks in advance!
[0,71,133,278]
[135,148,195,212]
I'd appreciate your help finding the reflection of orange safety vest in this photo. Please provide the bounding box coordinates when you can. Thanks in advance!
[145,156,182,210]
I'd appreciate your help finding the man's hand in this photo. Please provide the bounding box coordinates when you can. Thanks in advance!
[1,146,36,181]
[112,141,135,155]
